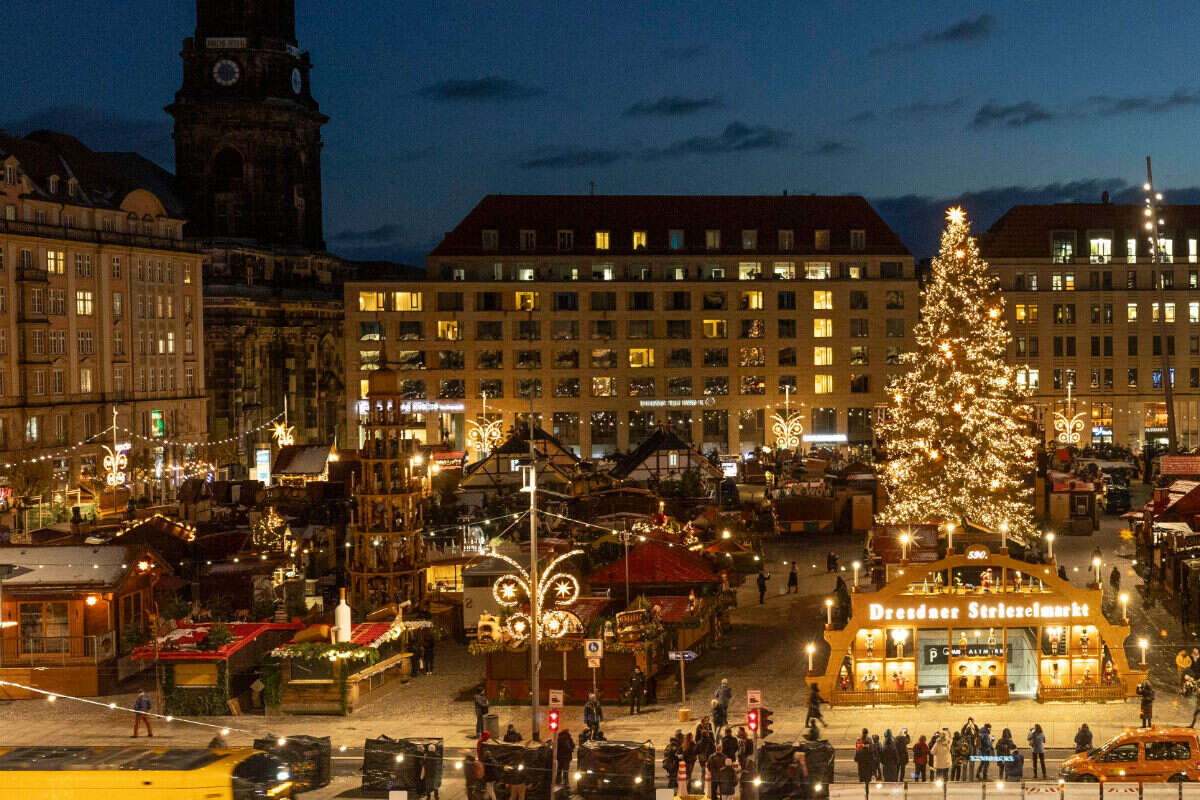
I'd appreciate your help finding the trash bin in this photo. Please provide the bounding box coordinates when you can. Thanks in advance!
[485,713,500,739]
[678,708,691,723]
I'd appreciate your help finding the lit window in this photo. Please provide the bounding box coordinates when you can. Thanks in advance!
[705,229,721,250]
[359,291,384,312]
[632,230,647,250]
[592,376,616,397]
[1090,238,1112,263]
[740,291,764,310]
[46,250,64,274]
[80,368,92,393]
[595,230,610,250]
[813,290,833,310]
[515,291,539,311]
[1127,238,1137,263]
[437,320,461,340]
[814,374,833,394]
[813,319,832,338]
[669,230,684,249]
[738,262,761,280]
[702,319,727,338]
[392,291,422,311]
[773,261,795,279]
[814,230,830,250]
[804,262,832,280]
[814,346,833,366]
[628,348,655,368]
[360,378,370,399]
[1190,302,1199,324]
[1127,303,1138,322]
[75,290,93,316]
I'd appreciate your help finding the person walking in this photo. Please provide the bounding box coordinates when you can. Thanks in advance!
[706,750,725,800]
[805,683,827,728]
[787,563,799,594]
[1027,724,1046,779]
[1109,565,1121,595]
[506,753,528,800]
[756,570,770,604]
[1074,723,1093,753]
[584,693,603,737]
[664,741,681,794]
[912,734,929,782]
[994,728,1015,781]
[714,678,732,725]
[721,728,739,761]
[132,690,154,738]
[476,731,498,800]
[682,733,698,786]
[423,636,435,674]
[1138,679,1156,727]
[932,729,952,783]
[827,551,839,573]
[881,730,900,782]
[627,666,646,715]
[556,729,575,785]
[718,757,737,800]
[473,686,489,739]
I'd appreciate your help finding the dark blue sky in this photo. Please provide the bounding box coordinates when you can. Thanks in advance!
[5,0,1200,262]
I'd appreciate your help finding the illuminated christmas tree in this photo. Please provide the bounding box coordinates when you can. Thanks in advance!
[876,207,1037,541]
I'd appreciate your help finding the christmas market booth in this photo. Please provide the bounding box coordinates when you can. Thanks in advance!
[817,544,1142,706]
[270,615,432,715]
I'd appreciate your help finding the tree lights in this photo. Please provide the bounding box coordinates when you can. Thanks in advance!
[876,207,1038,543]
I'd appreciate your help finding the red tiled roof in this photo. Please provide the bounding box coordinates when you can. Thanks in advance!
[648,596,695,624]
[588,541,719,588]
[1162,457,1200,477]
[569,597,614,626]
[349,622,395,646]
[132,622,303,662]
[430,195,911,258]
[980,203,1200,260]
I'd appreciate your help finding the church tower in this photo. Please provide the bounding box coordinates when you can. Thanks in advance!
[168,0,327,250]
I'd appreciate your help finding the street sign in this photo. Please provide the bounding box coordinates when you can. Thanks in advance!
[587,657,601,669]
[747,689,762,708]
[584,638,603,658]
[548,689,564,708]
[668,650,698,662]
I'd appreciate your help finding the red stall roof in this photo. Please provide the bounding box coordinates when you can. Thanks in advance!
[132,622,303,662]
[589,541,719,588]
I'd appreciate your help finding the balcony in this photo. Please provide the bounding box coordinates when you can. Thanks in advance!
[1,632,116,666]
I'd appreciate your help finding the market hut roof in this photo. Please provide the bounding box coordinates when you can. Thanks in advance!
[272,444,334,476]
[132,622,304,662]
[588,541,719,589]
[610,428,722,480]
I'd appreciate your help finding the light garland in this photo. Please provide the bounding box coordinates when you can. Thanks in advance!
[487,548,584,641]
[1053,384,1086,446]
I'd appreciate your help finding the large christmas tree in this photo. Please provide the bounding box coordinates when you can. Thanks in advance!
[876,207,1038,540]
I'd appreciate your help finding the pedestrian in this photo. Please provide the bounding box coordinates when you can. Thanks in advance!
[715,678,732,723]
[737,726,754,765]
[1008,746,1024,781]
[1027,724,1046,779]
[994,728,1014,781]
[721,728,739,761]
[976,724,994,781]
[805,683,827,728]
[788,563,800,593]
[1109,565,1121,595]
[827,551,839,573]
[664,742,681,793]
[556,729,575,785]
[628,666,646,715]
[1074,723,1093,753]
[697,725,717,766]
[739,755,758,800]
[932,729,951,782]
[951,730,969,781]
[423,636,435,674]
[1138,679,1155,727]
[683,733,698,785]
[896,728,910,780]
[718,757,737,800]
[132,689,153,738]
[912,734,929,782]
[882,730,899,781]
[502,723,522,743]
[711,698,726,730]
[706,749,725,800]
[787,751,808,798]
[476,731,498,800]
[757,570,770,604]
[871,734,884,780]
[584,693,603,737]
[473,686,489,739]
[855,735,875,783]
[506,754,528,800]
[696,716,713,743]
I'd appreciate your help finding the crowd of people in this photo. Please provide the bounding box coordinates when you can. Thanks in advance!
[661,716,813,799]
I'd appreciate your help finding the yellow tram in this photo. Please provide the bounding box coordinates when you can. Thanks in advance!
[0,746,292,799]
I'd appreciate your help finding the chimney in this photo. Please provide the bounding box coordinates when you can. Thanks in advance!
[1101,191,1110,204]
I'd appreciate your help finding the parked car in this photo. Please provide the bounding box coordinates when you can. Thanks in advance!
[1060,727,1200,783]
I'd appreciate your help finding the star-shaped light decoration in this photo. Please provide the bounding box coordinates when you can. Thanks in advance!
[272,420,295,447]
[486,549,583,642]
[946,206,966,225]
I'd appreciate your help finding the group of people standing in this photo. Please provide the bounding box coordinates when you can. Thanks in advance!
[662,718,766,799]
[854,719,1051,784]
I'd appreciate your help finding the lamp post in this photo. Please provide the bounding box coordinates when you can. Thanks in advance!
[1120,592,1130,623]
[824,598,833,625]
[1092,556,1102,587]
[946,523,955,552]
[1139,637,1149,666]
[1045,532,1055,561]
[899,533,910,562]
[806,643,815,672]
[852,561,861,589]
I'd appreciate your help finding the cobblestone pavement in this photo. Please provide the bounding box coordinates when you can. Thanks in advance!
[0,484,1193,797]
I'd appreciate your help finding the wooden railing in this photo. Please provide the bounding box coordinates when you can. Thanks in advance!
[949,684,1009,704]
[831,687,919,707]
[1038,681,1125,703]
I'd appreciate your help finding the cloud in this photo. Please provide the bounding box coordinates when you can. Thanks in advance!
[970,101,1057,129]
[516,147,632,170]
[624,96,722,117]
[804,139,854,156]
[328,223,408,244]
[662,44,708,60]
[415,76,544,102]
[872,13,995,54]
[3,106,174,167]
[641,121,792,160]
[1088,88,1200,116]
[846,99,966,124]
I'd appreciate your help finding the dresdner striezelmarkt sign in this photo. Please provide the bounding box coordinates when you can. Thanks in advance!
[868,599,1091,622]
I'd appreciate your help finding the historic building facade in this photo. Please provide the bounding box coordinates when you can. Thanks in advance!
[168,0,346,473]
[345,194,919,459]
[0,131,207,496]
[982,202,1200,450]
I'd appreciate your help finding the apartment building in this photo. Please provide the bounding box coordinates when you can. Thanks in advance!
[0,131,207,494]
[345,195,917,458]
[982,202,1200,449]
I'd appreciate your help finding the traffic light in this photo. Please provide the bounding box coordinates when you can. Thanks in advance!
[548,708,560,733]
[760,708,774,738]
[746,708,759,734]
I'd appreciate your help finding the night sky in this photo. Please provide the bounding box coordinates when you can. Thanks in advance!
[5,0,1200,264]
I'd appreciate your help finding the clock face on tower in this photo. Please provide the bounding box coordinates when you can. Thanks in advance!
[212,59,241,87]
[291,68,302,95]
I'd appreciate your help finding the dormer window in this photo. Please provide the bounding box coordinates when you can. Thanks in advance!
[481,229,499,250]
[557,229,574,250]
[632,230,647,250]
[814,229,830,251]
[594,230,610,251]
[778,229,794,250]
[48,175,59,194]
[519,229,536,251]
[742,229,758,250]
[67,178,78,199]
[4,165,16,185]
[850,229,866,251]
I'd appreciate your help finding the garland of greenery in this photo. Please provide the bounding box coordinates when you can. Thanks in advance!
[269,642,380,714]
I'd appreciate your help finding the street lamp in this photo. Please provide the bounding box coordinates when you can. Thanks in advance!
[824,597,833,625]
[899,533,910,561]
[852,561,861,589]
[806,642,815,672]
[1045,532,1055,560]
[1119,592,1130,623]
[1092,556,1102,586]
[946,522,955,552]
[1139,637,1149,666]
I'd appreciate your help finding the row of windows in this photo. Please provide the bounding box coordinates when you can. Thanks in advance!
[1046,232,1196,264]
[484,226,867,253]
[1016,334,1199,358]
[1016,366,1197,391]
[361,317,908,342]
[1012,267,1200,291]
[359,373,875,401]
[5,365,197,399]
[1014,301,1200,324]
[0,248,193,284]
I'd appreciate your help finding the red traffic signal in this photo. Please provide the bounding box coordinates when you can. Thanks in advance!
[747,709,759,733]
[548,708,560,733]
